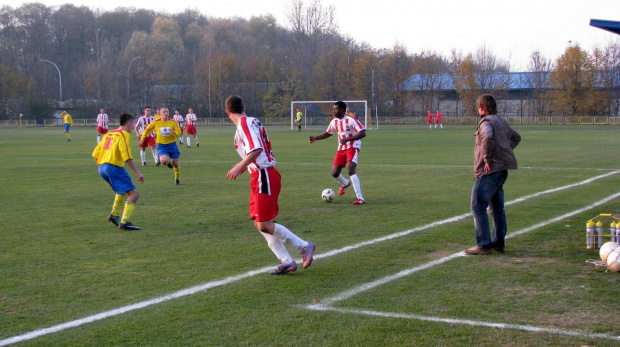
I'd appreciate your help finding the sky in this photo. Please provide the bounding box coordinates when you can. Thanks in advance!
[5,0,620,71]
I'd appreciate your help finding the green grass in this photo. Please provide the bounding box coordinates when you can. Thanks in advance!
[1,124,620,346]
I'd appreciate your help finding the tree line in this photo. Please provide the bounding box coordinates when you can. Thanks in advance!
[0,0,619,120]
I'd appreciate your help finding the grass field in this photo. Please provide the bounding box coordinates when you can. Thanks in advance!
[1,124,620,346]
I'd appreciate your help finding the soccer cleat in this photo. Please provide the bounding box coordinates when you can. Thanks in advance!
[142,162,147,166]
[187,145,191,148]
[167,162,173,169]
[352,198,366,205]
[179,140,183,145]
[338,181,351,196]
[301,242,316,269]
[196,143,199,147]
[269,261,297,275]
[464,246,491,255]
[156,161,161,167]
[175,179,180,185]
[119,222,140,231]
[108,214,120,226]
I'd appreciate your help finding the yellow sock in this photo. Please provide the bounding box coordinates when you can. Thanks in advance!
[111,194,124,216]
[174,166,180,180]
[121,201,136,224]
[65,133,70,139]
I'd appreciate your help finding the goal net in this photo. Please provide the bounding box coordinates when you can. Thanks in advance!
[290,100,373,130]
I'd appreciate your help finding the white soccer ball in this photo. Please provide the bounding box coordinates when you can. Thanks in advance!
[599,242,620,263]
[321,188,335,202]
[606,248,620,272]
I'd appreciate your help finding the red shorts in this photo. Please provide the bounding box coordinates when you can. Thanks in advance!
[139,136,156,148]
[186,124,197,135]
[97,126,108,134]
[249,166,281,222]
[333,148,359,167]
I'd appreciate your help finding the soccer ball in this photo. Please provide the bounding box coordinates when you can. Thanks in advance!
[321,188,335,202]
[599,242,620,263]
[606,248,620,272]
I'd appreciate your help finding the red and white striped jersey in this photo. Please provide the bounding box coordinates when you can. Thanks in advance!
[326,115,365,151]
[173,114,184,127]
[234,116,276,172]
[135,115,155,137]
[96,113,109,129]
[185,113,197,125]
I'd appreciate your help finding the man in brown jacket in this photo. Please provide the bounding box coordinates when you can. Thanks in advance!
[465,94,521,255]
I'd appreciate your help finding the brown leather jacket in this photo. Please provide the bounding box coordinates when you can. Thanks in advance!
[474,114,520,178]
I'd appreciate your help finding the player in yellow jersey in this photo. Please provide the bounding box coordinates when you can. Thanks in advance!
[92,113,144,230]
[60,110,73,142]
[140,107,182,185]
[153,109,161,121]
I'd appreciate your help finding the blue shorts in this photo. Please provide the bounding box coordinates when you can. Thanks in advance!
[157,143,180,159]
[98,163,135,195]
[64,124,71,131]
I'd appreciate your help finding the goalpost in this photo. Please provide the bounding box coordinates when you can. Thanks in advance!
[290,100,374,130]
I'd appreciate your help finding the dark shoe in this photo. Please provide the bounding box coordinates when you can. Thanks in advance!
[108,214,120,226]
[464,246,491,255]
[142,162,147,166]
[119,222,140,231]
[492,248,505,254]
[269,261,297,275]
[175,179,180,185]
[196,143,199,147]
[301,242,316,269]
[167,162,173,169]
[156,161,161,167]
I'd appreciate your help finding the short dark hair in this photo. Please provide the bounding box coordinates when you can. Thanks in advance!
[334,101,347,111]
[119,113,133,126]
[143,106,151,111]
[476,94,497,115]
[225,95,244,114]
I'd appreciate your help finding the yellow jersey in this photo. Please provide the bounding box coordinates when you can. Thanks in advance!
[62,113,73,125]
[141,119,181,145]
[92,129,133,167]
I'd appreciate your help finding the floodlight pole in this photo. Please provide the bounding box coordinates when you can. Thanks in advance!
[127,56,141,99]
[41,59,62,101]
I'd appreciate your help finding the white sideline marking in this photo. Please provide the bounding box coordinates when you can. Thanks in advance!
[305,307,620,342]
[305,191,620,341]
[1,171,619,346]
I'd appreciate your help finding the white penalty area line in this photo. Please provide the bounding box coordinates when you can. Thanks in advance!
[304,191,620,342]
[2,170,619,346]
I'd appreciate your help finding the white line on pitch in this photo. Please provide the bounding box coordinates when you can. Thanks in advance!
[305,306,620,342]
[304,191,620,341]
[1,171,619,346]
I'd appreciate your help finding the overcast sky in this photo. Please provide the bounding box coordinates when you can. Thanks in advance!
[5,0,620,70]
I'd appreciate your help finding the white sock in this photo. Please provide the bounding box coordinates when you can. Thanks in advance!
[187,137,191,146]
[350,174,364,200]
[140,150,146,163]
[195,136,199,144]
[273,223,307,250]
[259,231,293,263]
[151,149,158,163]
[334,174,349,186]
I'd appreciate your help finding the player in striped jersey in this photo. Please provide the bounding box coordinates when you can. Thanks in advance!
[92,113,144,230]
[96,108,109,144]
[173,109,185,145]
[134,106,159,166]
[185,108,200,148]
[225,95,315,275]
[309,101,367,204]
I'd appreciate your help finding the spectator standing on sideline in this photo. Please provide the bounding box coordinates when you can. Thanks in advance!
[92,113,144,231]
[96,108,109,143]
[225,95,315,275]
[309,101,367,205]
[185,108,200,148]
[465,94,521,255]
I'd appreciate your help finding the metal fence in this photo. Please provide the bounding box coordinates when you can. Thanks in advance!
[2,115,620,128]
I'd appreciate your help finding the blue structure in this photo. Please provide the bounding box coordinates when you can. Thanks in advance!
[590,19,620,35]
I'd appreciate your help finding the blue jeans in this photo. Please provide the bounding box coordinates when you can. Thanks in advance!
[471,170,508,251]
